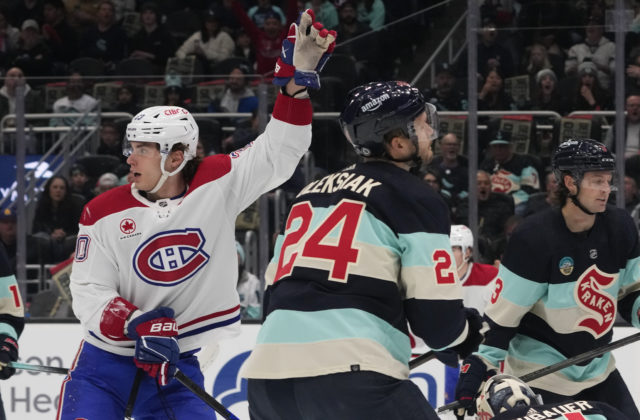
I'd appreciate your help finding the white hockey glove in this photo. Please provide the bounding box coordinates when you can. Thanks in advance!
[273,9,337,90]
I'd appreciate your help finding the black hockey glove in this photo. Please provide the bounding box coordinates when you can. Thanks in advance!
[450,307,484,359]
[454,355,495,417]
[0,334,18,380]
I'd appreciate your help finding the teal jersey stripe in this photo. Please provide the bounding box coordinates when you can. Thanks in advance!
[583,415,607,420]
[0,324,17,341]
[258,308,411,364]
[356,211,400,253]
[476,344,508,368]
[0,275,18,300]
[620,255,640,288]
[632,297,640,329]
[270,234,285,265]
[508,334,610,381]
[498,265,547,306]
[544,281,617,309]
[270,206,450,269]
[398,231,451,267]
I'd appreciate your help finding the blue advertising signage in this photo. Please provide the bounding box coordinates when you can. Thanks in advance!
[0,155,59,210]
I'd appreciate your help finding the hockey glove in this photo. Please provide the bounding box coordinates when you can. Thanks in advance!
[454,355,495,417]
[273,8,337,89]
[453,307,485,357]
[126,307,180,386]
[0,335,18,380]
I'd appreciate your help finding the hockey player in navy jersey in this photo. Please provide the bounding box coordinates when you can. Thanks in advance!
[242,81,484,419]
[454,139,640,419]
[58,9,336,420]
[475,374,630,420]
[0,241,24,420]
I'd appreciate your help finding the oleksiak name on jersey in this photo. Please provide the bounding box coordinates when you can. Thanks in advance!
[297,166,382,198]
[242,161,471,381]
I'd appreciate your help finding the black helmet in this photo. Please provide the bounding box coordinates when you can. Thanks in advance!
[339,81,439,157]
[552,138,615,182]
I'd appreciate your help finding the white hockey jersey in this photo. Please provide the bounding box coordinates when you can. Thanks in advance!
[70,94,312,356]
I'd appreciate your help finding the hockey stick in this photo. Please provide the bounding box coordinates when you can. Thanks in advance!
[409,350,436,369]
[437,331,640,413]
[124,368,144,419]
[8,361,239,419]
[174,370,240,420]
[8,361,69,375]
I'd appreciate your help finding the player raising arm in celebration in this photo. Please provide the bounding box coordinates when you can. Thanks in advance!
[454,139,640,419]
[57,9,336,420]
[242,81,483,419]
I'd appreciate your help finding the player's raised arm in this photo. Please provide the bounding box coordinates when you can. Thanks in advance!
[218,9,337,214]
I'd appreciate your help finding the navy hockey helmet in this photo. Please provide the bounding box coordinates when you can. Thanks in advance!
[552,138,615,184]
[476,374,543,418]
[339,81,439,157]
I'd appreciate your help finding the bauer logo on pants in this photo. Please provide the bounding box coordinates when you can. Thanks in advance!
[133,228,210,286]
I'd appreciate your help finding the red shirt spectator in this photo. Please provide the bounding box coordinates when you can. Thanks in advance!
[227,0,297,75]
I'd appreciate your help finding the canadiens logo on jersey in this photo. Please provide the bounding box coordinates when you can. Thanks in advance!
[574,265,617,338]
[133,228,210,286]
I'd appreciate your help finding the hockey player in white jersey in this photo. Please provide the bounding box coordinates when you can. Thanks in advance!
[57,9,336,419]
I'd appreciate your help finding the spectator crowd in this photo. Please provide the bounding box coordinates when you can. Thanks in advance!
[5,0,640,318]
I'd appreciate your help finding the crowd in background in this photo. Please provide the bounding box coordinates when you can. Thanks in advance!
[5,0,640,317]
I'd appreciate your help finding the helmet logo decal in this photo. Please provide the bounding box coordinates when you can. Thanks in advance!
[133,228,210,287]
[360,93,390,112]
[163,108,189,116]
[574,265,616,338]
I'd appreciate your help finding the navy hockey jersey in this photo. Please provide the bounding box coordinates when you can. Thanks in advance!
[242,161,470,380]
[478,206,640,395]
[0,242,23,341]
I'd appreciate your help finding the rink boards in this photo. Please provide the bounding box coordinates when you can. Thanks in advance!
[5,323,640,419]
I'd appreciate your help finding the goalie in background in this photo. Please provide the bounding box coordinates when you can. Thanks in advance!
[0,241,24,420]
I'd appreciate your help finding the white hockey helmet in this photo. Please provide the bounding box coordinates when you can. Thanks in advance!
[125,106,198,159]
[450,224,473,252]
[124,106,199,193]
[476,374,543,418]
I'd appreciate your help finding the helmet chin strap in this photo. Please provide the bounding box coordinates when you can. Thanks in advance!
[569,194,595,215]
[147,154,189,195]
